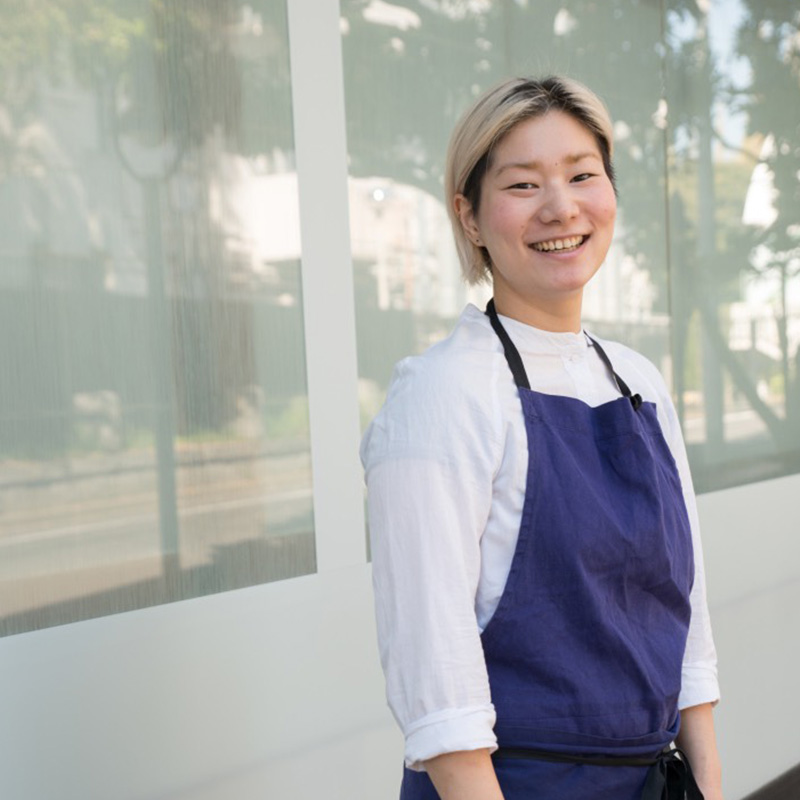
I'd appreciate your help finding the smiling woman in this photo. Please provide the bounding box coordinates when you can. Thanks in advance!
[454,111,617,332]
[361,76,723,800]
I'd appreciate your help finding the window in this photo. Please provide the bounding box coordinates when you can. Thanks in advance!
[342,0,800,492]
[0,0,315,636]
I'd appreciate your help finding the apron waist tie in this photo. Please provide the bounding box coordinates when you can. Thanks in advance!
[494,747,704,800]
[641,748,705,800]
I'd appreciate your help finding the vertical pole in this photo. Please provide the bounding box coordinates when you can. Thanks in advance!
[144,179,180,579]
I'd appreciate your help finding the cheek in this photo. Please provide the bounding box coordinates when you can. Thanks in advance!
[595,191,617,228]
[478,201,525,242]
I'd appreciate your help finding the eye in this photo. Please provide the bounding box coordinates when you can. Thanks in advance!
[508,182,538,190]
[571,173,595,183]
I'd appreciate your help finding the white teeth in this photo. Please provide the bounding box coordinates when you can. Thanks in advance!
[532,235,585,252]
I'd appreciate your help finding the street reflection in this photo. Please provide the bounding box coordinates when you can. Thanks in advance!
[0,1,315,635]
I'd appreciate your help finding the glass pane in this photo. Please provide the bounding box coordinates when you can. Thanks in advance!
[0,0,314,637]
[664,0,800,491]
[342,0,671,424]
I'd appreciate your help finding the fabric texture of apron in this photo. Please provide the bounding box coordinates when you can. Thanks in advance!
[399,300,700,800]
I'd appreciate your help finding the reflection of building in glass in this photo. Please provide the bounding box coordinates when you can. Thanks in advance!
[349,177,463,317]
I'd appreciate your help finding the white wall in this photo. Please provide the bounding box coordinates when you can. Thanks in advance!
[1,474,797,800]
[698,473,800,798]
[0,566,399,800]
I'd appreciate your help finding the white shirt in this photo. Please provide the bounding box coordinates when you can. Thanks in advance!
[361,304,719,771]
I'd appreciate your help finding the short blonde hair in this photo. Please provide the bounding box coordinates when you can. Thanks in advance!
[445,76,616,285]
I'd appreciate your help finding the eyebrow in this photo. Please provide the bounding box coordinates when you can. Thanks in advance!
[493,151,601,177]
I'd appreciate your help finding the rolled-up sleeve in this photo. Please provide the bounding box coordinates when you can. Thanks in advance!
[658,379,720,710]
[361,354,503,770]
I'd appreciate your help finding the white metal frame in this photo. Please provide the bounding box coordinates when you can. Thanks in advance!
[288,0,367,572]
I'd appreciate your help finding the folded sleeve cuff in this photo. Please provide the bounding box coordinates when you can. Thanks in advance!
[679,664,720,710]
[404,705,498,772]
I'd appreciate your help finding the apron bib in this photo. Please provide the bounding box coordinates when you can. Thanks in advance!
[400,301,697,800]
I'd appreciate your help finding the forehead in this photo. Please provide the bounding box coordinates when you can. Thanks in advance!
[489,111,601,169]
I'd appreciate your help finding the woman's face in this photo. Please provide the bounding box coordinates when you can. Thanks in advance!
[458,110,617,327]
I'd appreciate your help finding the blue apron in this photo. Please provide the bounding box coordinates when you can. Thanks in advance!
[400,300,702,800]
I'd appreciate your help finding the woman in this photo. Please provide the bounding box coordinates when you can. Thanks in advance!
[361,76,722,800]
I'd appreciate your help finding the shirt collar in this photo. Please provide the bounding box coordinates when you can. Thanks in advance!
[464,303,592,356]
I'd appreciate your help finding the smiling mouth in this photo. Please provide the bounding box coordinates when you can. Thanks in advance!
[531,235,587,252]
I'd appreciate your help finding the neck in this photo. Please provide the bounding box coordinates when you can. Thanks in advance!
[492,289,583,333]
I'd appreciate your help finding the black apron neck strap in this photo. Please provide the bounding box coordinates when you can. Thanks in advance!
[485,299,530,390]
[485,299,642,411]
[585,334,643,411]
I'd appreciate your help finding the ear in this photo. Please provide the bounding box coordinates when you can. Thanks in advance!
[454,193,483,247]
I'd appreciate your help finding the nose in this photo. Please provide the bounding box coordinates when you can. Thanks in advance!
[538,184,579,224]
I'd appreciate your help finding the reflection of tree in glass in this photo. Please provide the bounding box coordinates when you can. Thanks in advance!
[735,2,800,439]
[665,1,799,480]
[502,1,670,314]
[342,1,492,200]
[343,0,799,486]
[342,0,670,308]
[0,1,302,446]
